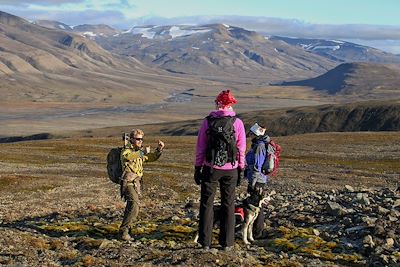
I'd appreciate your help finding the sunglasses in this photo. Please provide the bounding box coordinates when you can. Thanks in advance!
[132,137,143,141]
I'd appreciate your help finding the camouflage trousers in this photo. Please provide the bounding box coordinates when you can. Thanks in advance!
[119,173,141,232]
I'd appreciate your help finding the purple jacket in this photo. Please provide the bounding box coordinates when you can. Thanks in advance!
[195,110,246,170]
[245,137,269,185]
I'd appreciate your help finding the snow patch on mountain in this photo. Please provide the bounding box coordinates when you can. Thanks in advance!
[127,26,157,39]
[301,44,342,51]
[312,45,341,51]
[83,31,97,37]
[168,26,211,38]
[330,40,345,44]
[125,25,211,39]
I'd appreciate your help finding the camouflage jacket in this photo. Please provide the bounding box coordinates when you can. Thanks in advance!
[120,142,162,178]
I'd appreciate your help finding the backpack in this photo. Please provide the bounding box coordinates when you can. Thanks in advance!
[205,115,237,167]
[106,147,123,184]
[261,139,281,176]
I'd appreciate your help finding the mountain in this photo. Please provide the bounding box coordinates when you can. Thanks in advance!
[0,11,208,106]
[94,24,337,83]
[30,20,400,86]
[33,19,73,31]
[72,24,120,38]
[34,20,120,38]
[0,11,132,75]
[278,62,400,97]
[31,19,400,85]
[270,36,400,64]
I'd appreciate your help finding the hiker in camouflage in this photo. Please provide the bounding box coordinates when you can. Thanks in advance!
[118,129,165,241]
[194,90,246,251]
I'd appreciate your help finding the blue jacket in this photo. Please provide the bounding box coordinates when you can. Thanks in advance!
[245,135,270,186]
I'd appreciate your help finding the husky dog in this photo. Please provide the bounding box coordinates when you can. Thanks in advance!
[242,185,275,244]
[193,204,244,244]
[242,194,271,244]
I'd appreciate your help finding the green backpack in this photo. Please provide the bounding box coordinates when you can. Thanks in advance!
[106,147,123,184]
[106,133,129,184]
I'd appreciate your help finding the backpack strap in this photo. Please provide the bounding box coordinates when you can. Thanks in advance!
[229,116,238,167]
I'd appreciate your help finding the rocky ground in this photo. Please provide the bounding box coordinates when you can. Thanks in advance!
[0,132,399,266]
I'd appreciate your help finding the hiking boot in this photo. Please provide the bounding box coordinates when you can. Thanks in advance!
[202,245,210,250]
[119,229,132,241]
[221,246,233,251]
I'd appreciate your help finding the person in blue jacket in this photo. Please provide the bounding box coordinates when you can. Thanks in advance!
[244,122,270,239]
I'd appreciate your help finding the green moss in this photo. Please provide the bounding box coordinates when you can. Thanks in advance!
[273,238,298,251]
[38,222,91,233]
[336,253,363,262]
[269,227,363,263]
[131,223,158,235]
[159,224,194,234]
[36,221,121,238]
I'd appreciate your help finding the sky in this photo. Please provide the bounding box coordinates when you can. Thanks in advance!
[1,0,400,53]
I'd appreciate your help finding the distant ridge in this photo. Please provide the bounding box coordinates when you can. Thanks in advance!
[279,62,400,95]
[241,99,400,136]
[55,99,400,139]
[2,100,399,142]
[153,99,400,136]
[0,133,54,143]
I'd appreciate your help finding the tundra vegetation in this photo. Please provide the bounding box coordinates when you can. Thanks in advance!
[0,132,399,266]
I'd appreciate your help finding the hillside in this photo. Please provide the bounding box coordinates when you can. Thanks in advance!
[154,99,400,136]
[242,99,400,136]
[279,62,400,97]
[0,11,218,105]
[0,11,126,74]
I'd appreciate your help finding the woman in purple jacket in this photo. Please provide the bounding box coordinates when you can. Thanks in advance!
[194,90,246,251]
